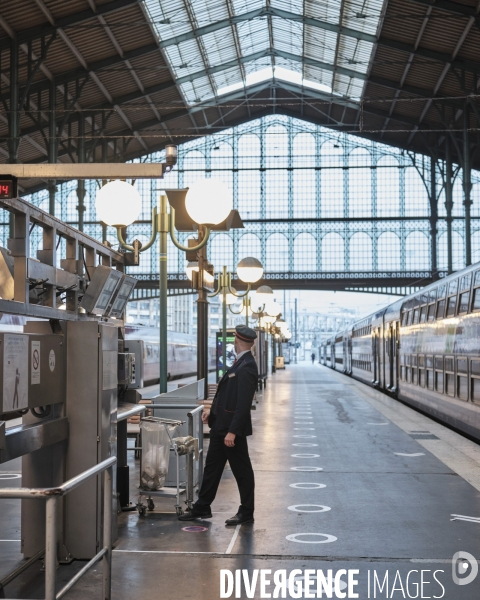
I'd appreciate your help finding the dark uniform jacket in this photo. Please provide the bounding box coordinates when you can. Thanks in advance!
[208,351,258,437]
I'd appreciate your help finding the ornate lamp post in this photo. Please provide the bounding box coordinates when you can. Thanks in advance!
[96,177,233,394]
[209,258,263,379]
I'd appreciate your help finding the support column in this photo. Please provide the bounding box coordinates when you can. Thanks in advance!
[463,103,472,266]
[196,226,209,400]
[429,156,438,276]
[445,135,453,274]
[48,80,57,216]
[76,116,86,231]
[8,37,19,237]
[159,195,168,395]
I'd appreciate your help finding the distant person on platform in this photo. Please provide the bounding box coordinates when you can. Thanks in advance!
[311,352,316,364]
[179,324,258,526]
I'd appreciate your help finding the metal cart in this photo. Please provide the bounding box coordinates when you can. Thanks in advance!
[136,417,186,517]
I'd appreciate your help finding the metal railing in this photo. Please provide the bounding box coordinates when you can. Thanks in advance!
[0,456,116,600]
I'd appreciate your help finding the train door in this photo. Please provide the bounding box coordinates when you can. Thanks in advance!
[386,322,394,390]
[392,321,400,393]
[372,327,382,386]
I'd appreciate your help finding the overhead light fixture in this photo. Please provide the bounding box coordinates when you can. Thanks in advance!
[95,180,142,227]
[237,257,264,283]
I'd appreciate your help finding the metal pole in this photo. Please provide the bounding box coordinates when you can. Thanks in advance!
[77,116,86,232]
[196,228,209,400]
[272,332,276,374]
[294,298,298,364]
[222,266,227,379]
[245,294,249,327]
[429,155,438,276]
[103,467,113,600]
[48,80,57,217]
[445,135,453,274]
[159,195,168,394]
[463,103,472,267]
[45,497,58,600]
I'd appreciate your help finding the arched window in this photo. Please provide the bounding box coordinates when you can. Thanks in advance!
[238,234,262,263]
[320,140,343,167]
[320,140,344,218]
[265,124,288,168]
[210,142,233,193]
[437,231,464,270]
[405,231,429,270]
[209,233,234,271]
[472,182,480,218]
[404,167,429,217]
[349,148,371,218]
[266,169,289,219]
[349,232,372,271]
[183,150,205,187]
[238,134,260,169]
[238,170,261,219]
[266,233,289,272]
[293,169,316,218]
[293,133,316,168]
[321,232,344,271]
[377,155,399,217]
[452,177,464,217]
[294,233,317,271]
[377,232,400,270]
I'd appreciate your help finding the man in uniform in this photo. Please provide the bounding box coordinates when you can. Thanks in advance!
[179,324,258,525]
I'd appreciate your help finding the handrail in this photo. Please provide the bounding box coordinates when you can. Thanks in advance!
[0,456,116,600]
[0,456,116,499]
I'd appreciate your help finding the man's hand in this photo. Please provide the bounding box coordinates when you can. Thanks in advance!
[201,409,210,424]
[224,432,236,447]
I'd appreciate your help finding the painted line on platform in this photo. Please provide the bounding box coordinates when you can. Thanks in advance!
[225,525,241,555]
[0,539,21,542]
[450,514,480,523]
[394,452,425,457]
[113,549,217,555]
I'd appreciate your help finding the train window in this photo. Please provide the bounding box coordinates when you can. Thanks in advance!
[445,374,455,397]
[435,371,444,393]
[436,299,445,319]
[406,367,411,383]
[413,309,420,324]
[448,279,458,295]
[457,358,468,374]
[426,370,434,390]
[435,356,443,370]
[460,274,472,290]
[457,376,468,401]
[426,356,433,368]
[412,355,418,366]
[412,367,418,385]
[427,304,436,321]
[471,360,480,376]
[472,288,480,312]
[446,296,457,317]
[420,306,427,323]
[459,292,470,314]
[472,378,480,403]
[419,368,425,387]
[445,357,454,372]
[418,355,425,367]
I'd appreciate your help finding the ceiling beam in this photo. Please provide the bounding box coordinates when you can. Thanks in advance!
[406,0,479,18]
[156,6,480,75]
[0,0,143,49]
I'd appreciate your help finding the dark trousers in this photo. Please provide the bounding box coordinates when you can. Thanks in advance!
[195,431,255,516]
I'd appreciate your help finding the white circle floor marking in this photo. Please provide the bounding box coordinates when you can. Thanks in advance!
[290,482,326,489]
[290,466,323,472]
[394,452,425,457]
[0,474,21,480]
[286,533,337,544]
[291,453,320,458]
[288,504,331,513]
[293,435,316,438]
[292,443,318,447]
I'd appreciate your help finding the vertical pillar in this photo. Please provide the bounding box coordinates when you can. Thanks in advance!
[429,156,438,276]
[445,135,453,274]
[196,226,209,400]
[294,297,298,364]
[9,37,19,237]
[77,116,86,231]
[159,195,168,394]
[102,139,108,243]
[48,80,57,216]
[463,103,472,266]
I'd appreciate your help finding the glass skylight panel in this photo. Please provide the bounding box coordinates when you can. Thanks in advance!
[271,0,304,14]
[304,26,337,65]
[237,18,270,56]
[272,16,303,56]
[231,0,265,14]
[343,0,384,35]
[305,0,342,26]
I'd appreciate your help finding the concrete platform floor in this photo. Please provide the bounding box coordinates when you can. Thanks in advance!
[2,363,480,598]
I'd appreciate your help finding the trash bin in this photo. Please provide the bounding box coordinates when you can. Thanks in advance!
[140,417,178,491]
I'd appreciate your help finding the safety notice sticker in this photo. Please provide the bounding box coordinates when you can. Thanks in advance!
[3,334,28,411]
[31,340,40,385]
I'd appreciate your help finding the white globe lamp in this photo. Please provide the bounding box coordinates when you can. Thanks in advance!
[185,178,233,225]
[237,257,263,283]
[95,180,142,226]
[253,285,273,309]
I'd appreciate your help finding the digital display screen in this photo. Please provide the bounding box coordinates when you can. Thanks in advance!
[109,277,136,317]
[0,180,15,199]
[93,270,123,312]
[216,333,235,380]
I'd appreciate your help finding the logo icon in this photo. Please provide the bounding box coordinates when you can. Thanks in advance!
[452,551,478,586]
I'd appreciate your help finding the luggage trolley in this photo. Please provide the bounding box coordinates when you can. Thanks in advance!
[136,416,187,517]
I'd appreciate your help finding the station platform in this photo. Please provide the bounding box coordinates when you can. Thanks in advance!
[2,364,480,598]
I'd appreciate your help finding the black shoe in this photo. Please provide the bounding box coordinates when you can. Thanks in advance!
[178,507,212,521]
[225,513,254,526]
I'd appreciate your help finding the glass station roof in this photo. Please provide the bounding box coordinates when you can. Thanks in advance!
[144,0,386,106]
